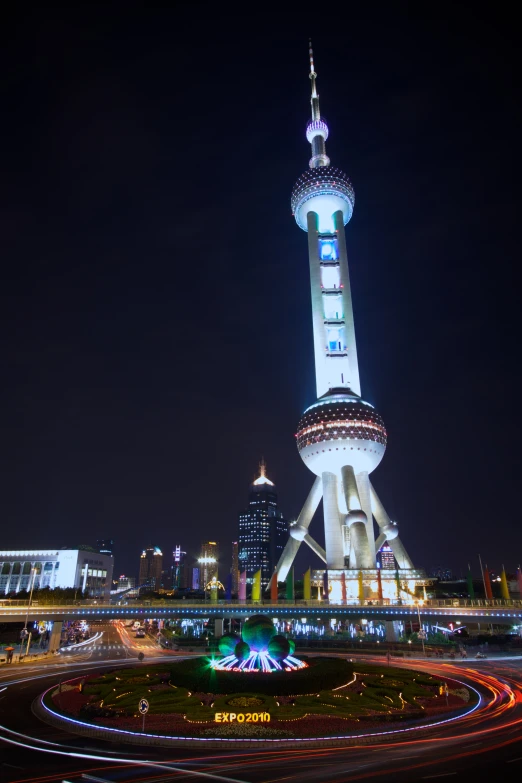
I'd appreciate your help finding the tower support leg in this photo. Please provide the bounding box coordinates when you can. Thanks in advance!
[356,471,376,565]
[322,471,345,569]
[341,465,373,568]
[370,482,415,569]
[269,476,323,586]
[388,537,414,570]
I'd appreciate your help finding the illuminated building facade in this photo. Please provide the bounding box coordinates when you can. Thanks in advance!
[231,541,240,594]
[238,460,287,589]
[138,545,163,589]
[272,44,425,601]
[199,541,219,586]
[0,549,113,598]
[172,545,189,589]
[117,575,135,591]
[377,543,396,570]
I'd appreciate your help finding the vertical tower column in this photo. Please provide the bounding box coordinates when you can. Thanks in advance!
[307,211,328,398]
[322,471,345,568]
[334,210,360,397]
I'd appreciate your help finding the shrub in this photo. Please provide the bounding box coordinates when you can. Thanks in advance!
[167,656,353,695]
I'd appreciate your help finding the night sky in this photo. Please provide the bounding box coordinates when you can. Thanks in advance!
[1,8,521,582]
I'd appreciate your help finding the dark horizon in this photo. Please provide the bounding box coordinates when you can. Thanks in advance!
[1,9,521,581]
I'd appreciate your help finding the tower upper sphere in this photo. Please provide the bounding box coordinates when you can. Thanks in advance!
[291,167,355,232]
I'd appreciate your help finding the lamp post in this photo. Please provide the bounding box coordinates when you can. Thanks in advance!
[416,599,426,656]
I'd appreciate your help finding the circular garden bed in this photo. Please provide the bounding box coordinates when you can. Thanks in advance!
[45,656,477,741]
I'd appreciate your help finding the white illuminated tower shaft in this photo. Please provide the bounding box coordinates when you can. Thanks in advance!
[307,209,360,398]
[270,44,416,594]
[305,44,360,399]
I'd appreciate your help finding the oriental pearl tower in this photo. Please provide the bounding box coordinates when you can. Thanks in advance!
[271,43,423,600]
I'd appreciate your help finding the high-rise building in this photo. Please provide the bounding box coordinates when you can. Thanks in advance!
[377,544,396,570]
[117,574,135,591]
[271,44,425,601]
[172,545,189,590]
[138,546,163,590]
[231,541,239,595]
[199,542,218,587]
[238,460,287,589]
[97,539,114,556]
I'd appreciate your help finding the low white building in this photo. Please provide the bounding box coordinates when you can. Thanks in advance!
[0,548,113,599]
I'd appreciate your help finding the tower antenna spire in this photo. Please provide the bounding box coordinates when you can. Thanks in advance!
[304,41,329,167]
[308,39,318,104]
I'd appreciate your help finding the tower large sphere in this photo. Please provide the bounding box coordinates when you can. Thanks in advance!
[296,390,386,476]
[289,523,308,541]
[291,166,355,232]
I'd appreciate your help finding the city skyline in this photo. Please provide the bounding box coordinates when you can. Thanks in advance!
[1,15,520,578]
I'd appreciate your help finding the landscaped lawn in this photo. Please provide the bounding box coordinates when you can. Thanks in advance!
[48,656,475,739]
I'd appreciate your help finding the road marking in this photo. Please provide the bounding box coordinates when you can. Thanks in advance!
[423,775,457,779]
[263,777,295,782]
[506,758,522,763]
[462,743,482,748]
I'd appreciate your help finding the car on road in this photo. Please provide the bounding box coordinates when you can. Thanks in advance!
[475,652,487,659]
[135,628,146,638]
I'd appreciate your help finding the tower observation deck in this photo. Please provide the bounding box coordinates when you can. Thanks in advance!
[270,43,424,603]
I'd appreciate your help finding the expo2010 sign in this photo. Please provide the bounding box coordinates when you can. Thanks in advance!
[214,711,270,723]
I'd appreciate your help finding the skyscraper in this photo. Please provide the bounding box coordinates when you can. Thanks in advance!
[199,541,218,587]
[117,574,135,591]
[172,545,188,589]
[231,541,239,595]
[377,544,396,570]
[272,44,424,601]
[238,460,287,589]
[138,546,163,589]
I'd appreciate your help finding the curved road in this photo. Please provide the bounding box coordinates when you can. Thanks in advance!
[1,624,522,782]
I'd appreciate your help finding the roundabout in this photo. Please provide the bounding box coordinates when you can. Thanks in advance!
[1,639,522,782]
[34,653,482,748]
[29,616,484,748]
